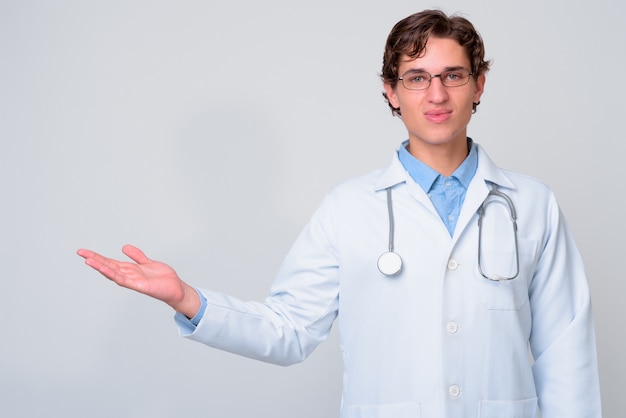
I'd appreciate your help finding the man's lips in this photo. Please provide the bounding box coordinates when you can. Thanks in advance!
[424,109,452,123]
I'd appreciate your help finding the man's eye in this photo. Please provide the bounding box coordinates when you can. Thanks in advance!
[408,73,428,83]
[445,72,462,80]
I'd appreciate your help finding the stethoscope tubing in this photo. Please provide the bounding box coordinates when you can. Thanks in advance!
[378,185,520,281]
[477,188,520,281]
[377,187,403,276]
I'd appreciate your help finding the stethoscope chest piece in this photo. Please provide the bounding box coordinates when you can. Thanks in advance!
[379,187,403,276]
[378,251,403,276]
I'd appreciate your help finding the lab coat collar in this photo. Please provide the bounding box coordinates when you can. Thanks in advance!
[374,150,411,191]
[474,144,516,190]
[374,142,516,192]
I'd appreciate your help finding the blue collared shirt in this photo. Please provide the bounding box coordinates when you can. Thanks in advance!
[397,139,478,236]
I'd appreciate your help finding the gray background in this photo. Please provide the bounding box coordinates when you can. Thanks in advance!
[1,0,623,417]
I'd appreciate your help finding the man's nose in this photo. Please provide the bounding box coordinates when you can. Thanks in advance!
[426,76,448,102]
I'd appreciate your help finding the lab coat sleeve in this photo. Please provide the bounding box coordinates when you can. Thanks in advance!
[528,193,602,417]
[175,196,340,366]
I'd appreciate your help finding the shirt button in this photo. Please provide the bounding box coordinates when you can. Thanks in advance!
[447,259,458,270]
[446,321,459,334]
[449,385,461,398]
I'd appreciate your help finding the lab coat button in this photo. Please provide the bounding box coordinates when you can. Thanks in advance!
[447,259,458,270]
[446,321,459,334]
[449,385,461,398]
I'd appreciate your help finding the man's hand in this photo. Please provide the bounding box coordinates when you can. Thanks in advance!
[77,245,201,318]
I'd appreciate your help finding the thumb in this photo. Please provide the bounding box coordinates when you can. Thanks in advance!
[122,244,150,264]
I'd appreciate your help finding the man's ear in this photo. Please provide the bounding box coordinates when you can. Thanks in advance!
[383,83,400,109]
[473,73,486,104]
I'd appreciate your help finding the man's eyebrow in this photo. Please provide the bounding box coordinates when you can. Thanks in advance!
[402,65,468,73]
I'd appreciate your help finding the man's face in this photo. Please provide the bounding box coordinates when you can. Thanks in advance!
[383,36,485,151]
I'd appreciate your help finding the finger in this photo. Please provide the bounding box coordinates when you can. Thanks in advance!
[121,244,150,265]
[83,255,120,280]
[76,248,96,259]
[77,248,112,266]
[77,248,108,275]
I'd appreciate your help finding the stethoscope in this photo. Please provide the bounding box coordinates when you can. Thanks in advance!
[377,188,403,276]
[377,186,520,281]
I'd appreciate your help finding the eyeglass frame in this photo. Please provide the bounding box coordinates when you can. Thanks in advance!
[397,67,474,91]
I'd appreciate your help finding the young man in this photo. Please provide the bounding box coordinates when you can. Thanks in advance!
[78,9,601,417]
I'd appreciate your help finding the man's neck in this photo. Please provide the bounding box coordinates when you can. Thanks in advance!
[406,138,470,177]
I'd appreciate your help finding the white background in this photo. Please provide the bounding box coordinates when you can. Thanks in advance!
[1,0,623,416]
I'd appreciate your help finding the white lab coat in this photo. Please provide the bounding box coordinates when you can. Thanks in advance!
[177,143,601,418]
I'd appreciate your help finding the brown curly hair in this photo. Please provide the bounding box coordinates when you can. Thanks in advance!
[381,10,491,116]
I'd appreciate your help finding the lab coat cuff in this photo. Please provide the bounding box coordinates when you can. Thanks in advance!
[174,288,207,335]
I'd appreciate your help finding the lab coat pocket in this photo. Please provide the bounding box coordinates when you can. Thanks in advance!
[478,397,538,418]
[347,402,421,418]
[477,238,537,310]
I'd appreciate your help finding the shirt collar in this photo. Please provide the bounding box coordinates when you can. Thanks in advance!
[397,138,478,192]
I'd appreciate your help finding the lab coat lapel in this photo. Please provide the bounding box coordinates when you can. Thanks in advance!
[452,145,516,242]
[375,151,446,220]
[452,176,490,242]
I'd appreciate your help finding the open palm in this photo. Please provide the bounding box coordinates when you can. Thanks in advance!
[77,244,186,308]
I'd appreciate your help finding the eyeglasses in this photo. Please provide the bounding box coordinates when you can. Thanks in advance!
[398,68,473,90]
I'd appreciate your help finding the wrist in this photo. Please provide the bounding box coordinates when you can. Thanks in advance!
[171,283,201,319]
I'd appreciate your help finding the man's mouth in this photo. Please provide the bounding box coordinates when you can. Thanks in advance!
[424,110,452,123]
